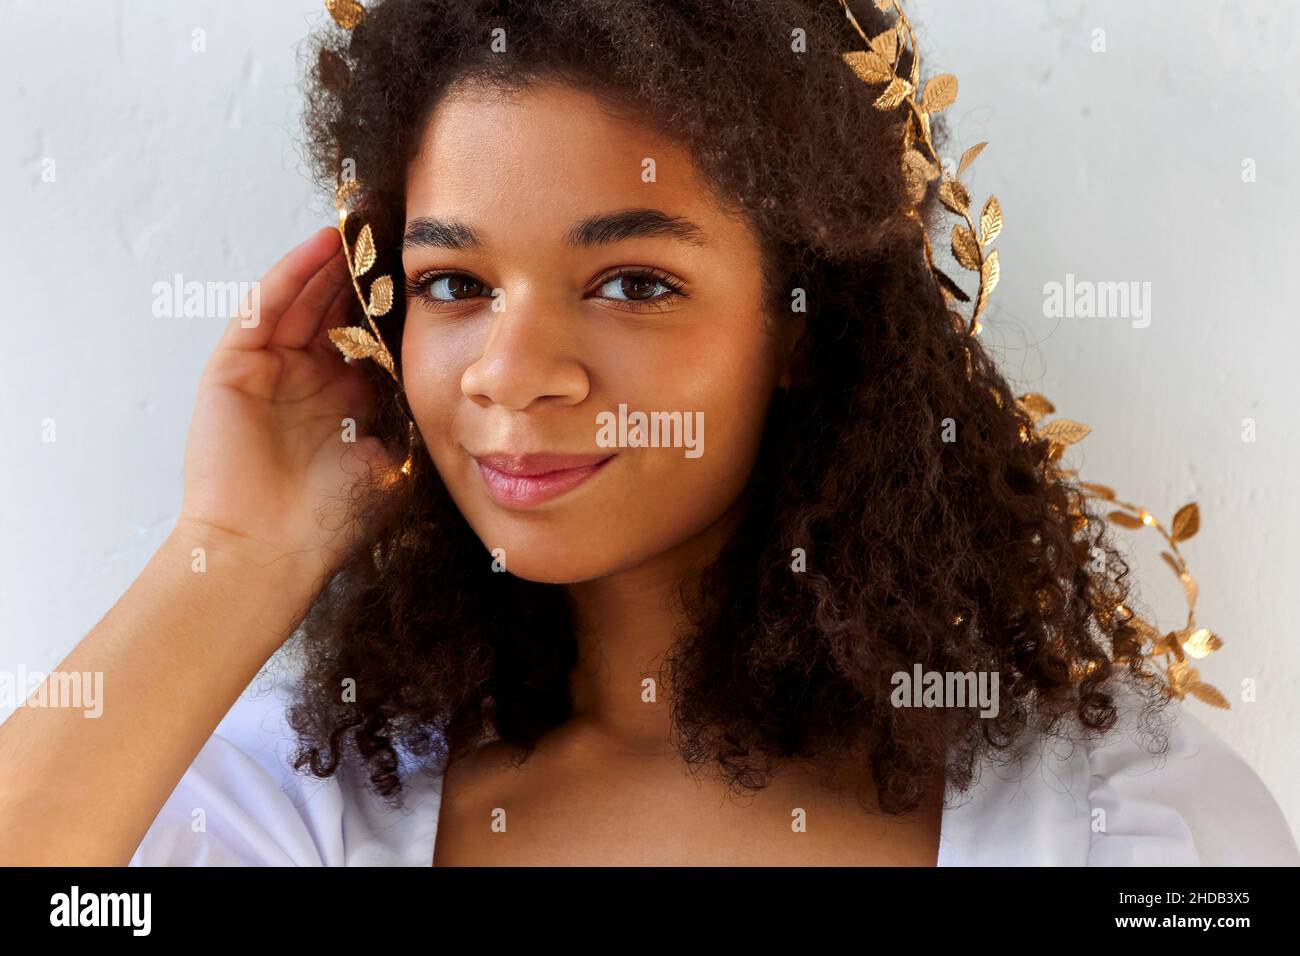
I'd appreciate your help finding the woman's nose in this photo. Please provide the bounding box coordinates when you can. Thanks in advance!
[459,295,590,411]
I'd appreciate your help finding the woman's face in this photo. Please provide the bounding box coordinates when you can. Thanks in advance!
[401,80,791,584]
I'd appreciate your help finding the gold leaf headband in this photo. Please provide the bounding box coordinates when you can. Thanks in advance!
[839,0,1226,708]
[321,0,1227,708]
[840,0,999,335]
[330,177,397,380]
[323,0,415,476]
[329,172,415,477]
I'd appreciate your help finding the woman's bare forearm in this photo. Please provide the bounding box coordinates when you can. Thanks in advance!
[0,522,327,865]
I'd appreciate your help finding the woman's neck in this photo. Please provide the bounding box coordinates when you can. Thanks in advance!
[561,493,747,755]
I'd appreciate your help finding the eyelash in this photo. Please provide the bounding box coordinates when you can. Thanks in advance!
[402,267,688,314]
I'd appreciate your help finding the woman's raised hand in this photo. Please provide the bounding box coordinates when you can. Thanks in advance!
[175,226,401,577]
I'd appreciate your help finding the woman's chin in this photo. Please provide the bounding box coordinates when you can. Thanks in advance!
[467,529,664,585]
[487,556,609,586]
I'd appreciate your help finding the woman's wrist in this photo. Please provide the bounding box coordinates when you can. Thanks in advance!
[161,519,329,648]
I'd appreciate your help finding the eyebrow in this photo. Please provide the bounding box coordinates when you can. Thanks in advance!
[401,207,709,253]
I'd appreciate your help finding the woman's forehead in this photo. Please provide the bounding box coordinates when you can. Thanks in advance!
[402,83,750,255]
[405,82,702,205]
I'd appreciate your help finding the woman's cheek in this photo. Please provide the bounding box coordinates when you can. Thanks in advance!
[403,324,472,440]
[402,319,465,395]
[620,359,771,517]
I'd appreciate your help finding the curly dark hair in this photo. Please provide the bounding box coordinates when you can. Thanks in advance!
[285,0,1174,816]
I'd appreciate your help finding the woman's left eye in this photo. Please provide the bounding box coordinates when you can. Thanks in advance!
[595,270,686,308]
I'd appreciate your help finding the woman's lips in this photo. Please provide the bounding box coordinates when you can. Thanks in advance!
[472,452,616,508]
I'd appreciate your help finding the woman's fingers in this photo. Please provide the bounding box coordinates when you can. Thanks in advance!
[270,245,352,350]
[216,227,341,352]
[314,274,362,354]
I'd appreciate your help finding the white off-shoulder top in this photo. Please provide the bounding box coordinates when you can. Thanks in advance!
[128,677,1299,867]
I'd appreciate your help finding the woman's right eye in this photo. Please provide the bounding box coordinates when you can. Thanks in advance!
[405,271,487,305]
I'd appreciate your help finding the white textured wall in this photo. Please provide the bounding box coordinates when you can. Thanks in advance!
[2,1,1297,841]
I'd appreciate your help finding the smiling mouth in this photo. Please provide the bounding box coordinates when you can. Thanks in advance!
[471,452,616,508]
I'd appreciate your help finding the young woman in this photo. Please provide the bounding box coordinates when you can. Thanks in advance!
[1,0,1294,866]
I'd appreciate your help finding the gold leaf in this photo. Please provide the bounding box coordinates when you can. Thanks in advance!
[335,178,361,210]
[901,148,936,204]
[903,147,938,181]
[1080,481,1116,499]
[331,321,396,382]
[328,325,380,360]
[1160,551,1182,576]
[938,179,971,215]
[868,28,898,63]
[1107,510,1145,529]
[1171,502,1200,542]
[1183,628,1222,659]
[979,196,1004,245]
[874,76,913,110]
[874,0,895,11]
[951,224,982,271]
[1039,418,1090,445]
[1180,572,1199,607]
[903,174,926,204]
[318,48,350,96]
[367,274,394,317]
[1167,660,1196,695]
[920,74,958,112]
[957,141,988,177]
[842,50,894,85]
[1016,393,1055,420]
[353,224,377,277]
[976,246,999,304]
[1187,682,1230,709]
[325,0,366,30]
